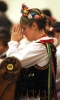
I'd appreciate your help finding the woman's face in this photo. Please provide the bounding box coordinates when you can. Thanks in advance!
[0,41,8,55]
[21,24,35,41]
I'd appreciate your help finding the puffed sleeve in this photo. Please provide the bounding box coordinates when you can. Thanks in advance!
[6,40,48,68]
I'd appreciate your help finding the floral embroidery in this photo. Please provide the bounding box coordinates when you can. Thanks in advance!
[49,27,54,31]
[28,14,32,19]
[21,3,45,20]
[21,3,29,16]
[49,27,60,32]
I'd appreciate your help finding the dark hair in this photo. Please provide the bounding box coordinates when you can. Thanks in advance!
[45,30,55,37]
[20,8,47,30]
[0,13,12,30]
[0,27,11,46]
[0,1,12,31]
[42,9,52,17]
[45,22,60,37]
[42,9,56,26]
[51,22,60,31]
[0,1,8,12]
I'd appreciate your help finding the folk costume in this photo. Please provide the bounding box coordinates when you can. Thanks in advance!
[6,36,57,100]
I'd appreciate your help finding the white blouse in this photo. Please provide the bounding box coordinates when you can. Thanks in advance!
[6,37,57,68]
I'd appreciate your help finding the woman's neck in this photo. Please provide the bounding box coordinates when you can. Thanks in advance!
[34,29,47,40]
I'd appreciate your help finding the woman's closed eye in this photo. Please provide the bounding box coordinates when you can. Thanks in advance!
[22,28,26,32]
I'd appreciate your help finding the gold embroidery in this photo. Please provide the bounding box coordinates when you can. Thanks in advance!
[21,90,48,99]
[34,63,49,70]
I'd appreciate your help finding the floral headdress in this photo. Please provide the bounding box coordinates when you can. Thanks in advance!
[21,3,45,20]
[49,27,60,32]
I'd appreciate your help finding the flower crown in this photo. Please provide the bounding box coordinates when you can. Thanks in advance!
[21,3,45,19]
[49,27,60,32]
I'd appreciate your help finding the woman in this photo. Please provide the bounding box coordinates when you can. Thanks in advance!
[0,1,12,32]
[0,27,11,63]
[46,22,60,94]
[6,4,57,100]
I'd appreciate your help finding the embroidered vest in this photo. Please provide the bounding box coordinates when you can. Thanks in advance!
[14,42,57,100]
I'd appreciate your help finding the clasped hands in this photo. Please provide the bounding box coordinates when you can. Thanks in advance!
[11,24,23,42]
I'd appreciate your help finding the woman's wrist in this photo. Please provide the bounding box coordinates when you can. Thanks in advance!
[8,41,18,47]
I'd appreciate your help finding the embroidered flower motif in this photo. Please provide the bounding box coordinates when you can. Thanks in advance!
[41,14,44,17]
[28,14,32,19]
[21,3,45,20]
[31,12,36,16]
[21,3,29,16]
[24,9,28,14]
[34,15,40,19]
[49,27,54,31]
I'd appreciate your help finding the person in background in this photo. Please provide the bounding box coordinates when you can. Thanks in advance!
[6,4,57,100]
[42,9,57,24]
[0,27,11,63]
[42,9,57,30]
[45,22,60,100]
[46,22,60,79]
[0,1,12,33]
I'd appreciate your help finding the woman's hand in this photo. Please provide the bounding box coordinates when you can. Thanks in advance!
[11,24,23,42]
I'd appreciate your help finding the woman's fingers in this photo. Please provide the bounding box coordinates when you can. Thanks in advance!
[11,24,23,42]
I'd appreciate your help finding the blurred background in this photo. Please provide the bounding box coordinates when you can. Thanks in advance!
[3,0,60,24]
[0,0,60,99]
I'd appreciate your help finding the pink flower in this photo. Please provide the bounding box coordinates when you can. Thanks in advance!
[34,15,40,19]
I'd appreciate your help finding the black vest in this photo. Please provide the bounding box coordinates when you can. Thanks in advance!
[14,43,57,100]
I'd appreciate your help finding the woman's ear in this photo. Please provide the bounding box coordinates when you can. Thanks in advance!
[32,22,37,30]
